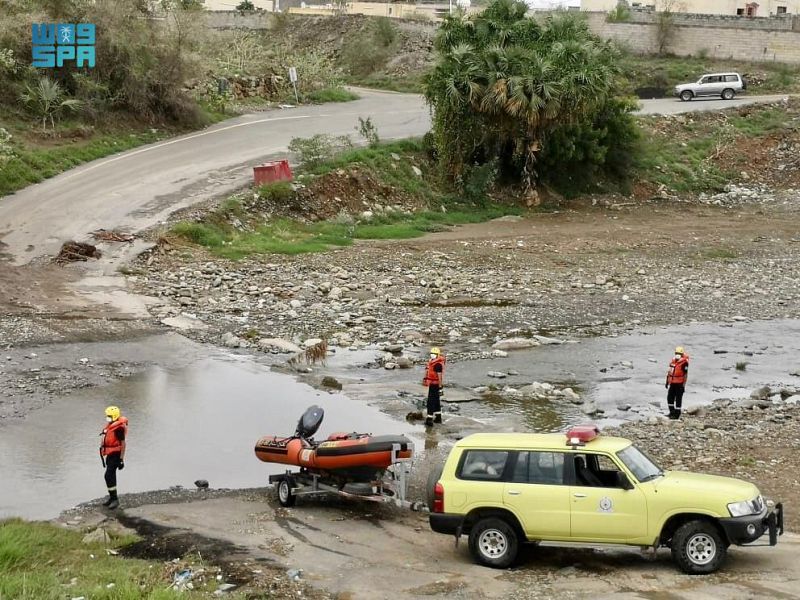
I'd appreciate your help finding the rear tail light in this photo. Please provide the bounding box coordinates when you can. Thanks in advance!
[433,482,444,513]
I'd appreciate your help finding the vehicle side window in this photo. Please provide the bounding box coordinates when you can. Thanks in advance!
[725,75,739,82]
[512,451,566,485]
[703,76,720,84]
[458,450,509,481]
[572,453,627,488]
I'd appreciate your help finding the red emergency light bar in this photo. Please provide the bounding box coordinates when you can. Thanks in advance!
[566,425,600,446]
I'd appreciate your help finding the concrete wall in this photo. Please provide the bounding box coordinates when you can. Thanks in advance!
[582,0,800,15]
[205,10,274,28]
[584,11,800,63]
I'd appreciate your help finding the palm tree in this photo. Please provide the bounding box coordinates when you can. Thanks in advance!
[20,77,83,130]
[425,0,626,190]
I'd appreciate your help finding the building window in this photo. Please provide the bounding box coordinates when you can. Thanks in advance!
[737,8,745,14]
[776,6,787,13]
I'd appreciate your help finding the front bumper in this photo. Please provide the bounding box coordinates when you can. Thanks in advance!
[719,502,784,545]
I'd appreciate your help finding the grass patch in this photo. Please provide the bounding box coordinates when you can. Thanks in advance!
[0,519,214,599]
[702,247,739,260]
[172,205,521,258]
[347,74,425,94]
[305,87,359,103]
[736,361,748,371]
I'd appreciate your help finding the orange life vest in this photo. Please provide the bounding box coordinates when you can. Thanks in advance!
[100,417,128,456]
[423,356,445,387]
[667,355,689,385]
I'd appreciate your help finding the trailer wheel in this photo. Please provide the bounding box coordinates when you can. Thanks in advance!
[277,477,296,507]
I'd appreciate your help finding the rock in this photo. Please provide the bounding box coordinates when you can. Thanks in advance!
[487,371,507,379]
[328,287,343,300]
[286,569,303,582]
[406,411,424,421]
[289,299,303,309]
[750,385,771,400]
[617,404,632,411]
[411,166,422,177]
[161,315,208,331]
[395,356,413,369]
[492,337,539,350]
[620,361,633,369]
[194,479,209,489]
[303,337,323,348]
[382,344,404,353]
[491,349,508,358]
[79,357,90,365]
[321,376,342,390]
[562,388,581,403]
[519,382,545,396]
[221,332,242,348]
[732,315,749,322]
[533,335,563,345]
[215,583,238,595]
[258,338,302,354]
[384,362,398,370]
[82,528,107,544]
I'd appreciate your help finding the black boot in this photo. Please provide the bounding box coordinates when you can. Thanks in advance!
[102,495,113,507]
[106,490,119,510]
[424,416,433,428]
[433,413,442,424]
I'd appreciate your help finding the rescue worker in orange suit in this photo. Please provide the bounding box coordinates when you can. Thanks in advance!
[423,347,445,427]
[100,406,128,509]
[665,347,689,419]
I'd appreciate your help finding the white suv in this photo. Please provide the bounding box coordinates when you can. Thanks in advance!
[675,73,745,102]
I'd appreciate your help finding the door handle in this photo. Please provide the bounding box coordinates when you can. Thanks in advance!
[507,490,521,496]
[573,493,587,498]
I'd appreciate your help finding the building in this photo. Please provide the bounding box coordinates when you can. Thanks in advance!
[581,0,800,15]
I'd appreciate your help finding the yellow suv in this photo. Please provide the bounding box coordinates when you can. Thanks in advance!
[429,426,784,574]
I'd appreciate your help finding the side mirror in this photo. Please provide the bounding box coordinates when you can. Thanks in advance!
[616,471,634,490]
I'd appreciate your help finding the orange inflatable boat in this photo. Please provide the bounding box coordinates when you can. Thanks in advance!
[255,406,412,481]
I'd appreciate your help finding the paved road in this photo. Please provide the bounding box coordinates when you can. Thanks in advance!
[634,93,790,115]
[0,90,789,264]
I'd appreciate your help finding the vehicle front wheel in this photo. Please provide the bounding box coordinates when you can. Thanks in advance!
[722,88,736,100]
[680,90,694,102]
[671,520,727,574]
[468,517,519,569]
[277,477,296,507]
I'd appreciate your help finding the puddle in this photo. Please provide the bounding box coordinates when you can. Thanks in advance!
[0,354,414,520]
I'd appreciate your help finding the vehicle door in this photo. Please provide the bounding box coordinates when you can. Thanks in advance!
[452,449,511,513]
[568,452,648,543]
[724,74,741,91]
[703,75,724,96]
[503,451,571,540]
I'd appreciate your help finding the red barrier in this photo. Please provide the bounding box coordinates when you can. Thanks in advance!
[254,160,293,185]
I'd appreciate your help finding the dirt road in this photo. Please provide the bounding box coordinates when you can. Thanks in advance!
[119,494,800,600]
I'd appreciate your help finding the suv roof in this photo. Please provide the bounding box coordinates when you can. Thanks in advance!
[703,72,740,77]
[454,432,632,453]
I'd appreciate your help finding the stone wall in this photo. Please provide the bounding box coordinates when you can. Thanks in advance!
[205,10,273,30]
[584,12,800,63]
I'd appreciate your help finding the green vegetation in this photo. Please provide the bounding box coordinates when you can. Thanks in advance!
[305,87,360,103]
[606,4,631,22]
[702,247,739,260]
[634,100,799,194]
[171,139,522,258]
[424,0,637,194]
[736,361,748,371]
[0,519,212,599]
[341,17,399,79]
[172,206,520,259]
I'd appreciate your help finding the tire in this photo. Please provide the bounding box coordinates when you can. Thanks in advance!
[680,90,694,102]
[426,462,444,510]
[468,517,519,569]
[671,520,727,574]
[722,88,735,100]
[277,477,296,508]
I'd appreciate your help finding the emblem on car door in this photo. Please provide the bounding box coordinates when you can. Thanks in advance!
[599,496,614,512]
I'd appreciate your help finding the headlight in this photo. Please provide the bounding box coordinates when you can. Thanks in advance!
[728,495,764,517]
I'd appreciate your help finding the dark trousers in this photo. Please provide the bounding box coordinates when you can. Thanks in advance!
[667,384,685,417]
[104,452,121,497]
[426,385,442,424]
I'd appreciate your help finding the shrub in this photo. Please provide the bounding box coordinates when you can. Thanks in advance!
[258,181,295,202]
[288,134,353,167]
[607,4,631,22]
[357,116,380,147]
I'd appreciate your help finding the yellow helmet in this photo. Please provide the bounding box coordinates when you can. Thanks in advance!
[675,346,685,355]
[105,406,121,421]
[430,347,441,356]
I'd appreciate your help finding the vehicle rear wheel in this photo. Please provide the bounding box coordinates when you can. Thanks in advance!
[722,88,736,100]
[468,517,519,569]
[671,520,727,574]
[277,477,296,507]
[680,90,694,102]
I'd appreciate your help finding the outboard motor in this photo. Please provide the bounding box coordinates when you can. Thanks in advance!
[296,405,324,440]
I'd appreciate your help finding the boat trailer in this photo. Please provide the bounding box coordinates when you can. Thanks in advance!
[268,441,426,511]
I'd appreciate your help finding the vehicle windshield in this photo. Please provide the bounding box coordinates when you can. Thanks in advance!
[617,445,663,483]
